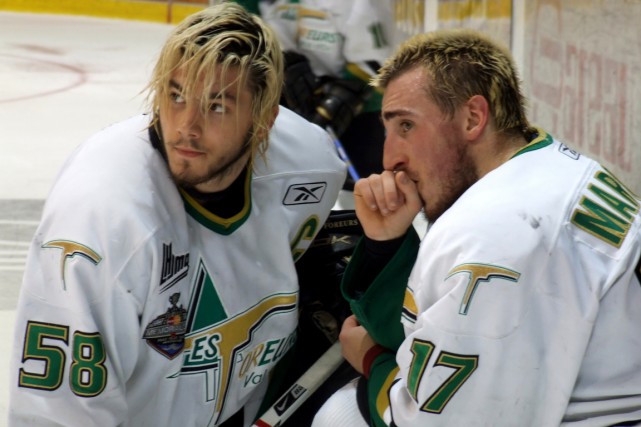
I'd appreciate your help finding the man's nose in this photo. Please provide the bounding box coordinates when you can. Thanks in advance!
[382,133,404,172]
[178,105,201,139]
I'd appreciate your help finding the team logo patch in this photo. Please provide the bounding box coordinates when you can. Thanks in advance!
[283,182,327,205]
[143,292,187,359]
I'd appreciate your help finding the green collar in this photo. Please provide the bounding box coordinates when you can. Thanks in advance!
[180,170,252,235]
[511,128,554,159]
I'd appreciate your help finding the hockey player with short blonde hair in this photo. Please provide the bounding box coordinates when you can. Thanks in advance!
[313,28,641,426]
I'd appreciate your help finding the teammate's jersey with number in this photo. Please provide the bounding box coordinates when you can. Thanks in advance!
[348,131,641,426]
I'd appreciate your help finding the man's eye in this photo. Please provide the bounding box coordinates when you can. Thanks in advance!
[400,121,412,132]
[170,92,185,104]
[210,103,226,113]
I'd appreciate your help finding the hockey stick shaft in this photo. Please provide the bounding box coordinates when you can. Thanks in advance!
[326,126,361,182]
[252,341,344,427]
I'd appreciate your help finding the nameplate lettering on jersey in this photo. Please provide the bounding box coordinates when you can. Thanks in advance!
[322,219,359,229]
[302,29,340,44]
[283,182,327,205]
[571,169,640,248]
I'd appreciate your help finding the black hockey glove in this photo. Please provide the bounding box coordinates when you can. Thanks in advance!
[311,78,371,137]
[281,50,320,119]
[295,209,363,338]
[269,210,362,426]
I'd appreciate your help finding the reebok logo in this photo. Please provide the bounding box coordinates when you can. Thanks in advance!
[559,143,580,160]
[283,182,327,205]
[159,243,189,293]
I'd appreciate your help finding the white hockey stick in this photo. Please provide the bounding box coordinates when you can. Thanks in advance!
[252,341,344,427]
[326,126,360,182]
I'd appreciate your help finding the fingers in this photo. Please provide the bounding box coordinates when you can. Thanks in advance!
[353,170,422,241]
[339,315,378,374]
[394,171,423,214]
[342,314,359,329]
[354,171,405,216]
[354,170,421,216]
[339,316,368,373]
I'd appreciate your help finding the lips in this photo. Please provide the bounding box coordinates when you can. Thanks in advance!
[173,146,204,158]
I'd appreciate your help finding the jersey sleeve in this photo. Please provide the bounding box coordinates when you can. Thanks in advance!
[8,131,162,425]
[341,229,420,350]
[366,353,400,427]
[9,213,151,426]
[340,229,419,427]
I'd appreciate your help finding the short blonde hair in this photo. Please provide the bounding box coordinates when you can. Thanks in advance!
[146,2,284,165]
[373,29,533,138]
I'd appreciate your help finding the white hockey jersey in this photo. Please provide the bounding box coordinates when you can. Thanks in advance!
[9,108,346,426]
[257,0,390,78]
[348,131,641,426]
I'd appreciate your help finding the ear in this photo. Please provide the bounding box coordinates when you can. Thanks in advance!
[256,105,279,141]
[462,95,489,141]
[267,105,279,130]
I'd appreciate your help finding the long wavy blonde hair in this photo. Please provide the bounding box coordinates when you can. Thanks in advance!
[145,2,284,167]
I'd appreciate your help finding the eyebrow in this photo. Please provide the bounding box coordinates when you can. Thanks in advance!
[169,80,238,103]
[381,108,415,122]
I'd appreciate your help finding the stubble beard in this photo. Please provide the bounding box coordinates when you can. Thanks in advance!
[167,133,252,191]
[423,143,478,224]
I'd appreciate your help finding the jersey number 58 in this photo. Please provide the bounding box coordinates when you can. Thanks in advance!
[18,320,107,397]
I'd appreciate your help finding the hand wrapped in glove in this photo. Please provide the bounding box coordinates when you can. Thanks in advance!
[281,50,372,137]
[311,78,371,137]
[281,50,320,119]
